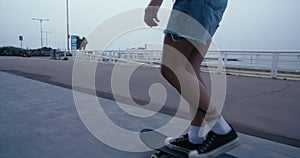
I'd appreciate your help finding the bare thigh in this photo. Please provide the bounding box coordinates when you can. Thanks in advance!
[187,40,211,84]
[161,34,211,87]
[162,34,195,64]
[161,34,197,90]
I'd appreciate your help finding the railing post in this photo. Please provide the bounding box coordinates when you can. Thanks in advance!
[271,53,279,78]
[109,51,112,63]
[88,51,91,61]
[255,54,260,67]
[126,52,129,63]
[113,51,116,63]
[96,51,100,61]
[71,50,75,60]
[101,51,104,62]
[92,51,95,61]
[223,53,228,64]
[218,51,224,74]
[149,51,153,66]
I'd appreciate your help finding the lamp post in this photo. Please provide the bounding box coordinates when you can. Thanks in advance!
[32,18,50,51]
[66,0,70,51]
[43,31,51,47]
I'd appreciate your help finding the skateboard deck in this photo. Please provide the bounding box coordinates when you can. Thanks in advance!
[140,129,238,158]
[140,129,188,158]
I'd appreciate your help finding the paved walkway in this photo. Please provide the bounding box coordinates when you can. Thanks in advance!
[1,57,300,147]
[1,71,300,158]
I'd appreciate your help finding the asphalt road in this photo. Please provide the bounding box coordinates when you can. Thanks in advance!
[1,56,300,147]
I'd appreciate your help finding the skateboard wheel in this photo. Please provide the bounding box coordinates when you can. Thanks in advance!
[150,153,159,158]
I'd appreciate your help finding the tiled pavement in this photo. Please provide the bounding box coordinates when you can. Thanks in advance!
[1,71,300,158]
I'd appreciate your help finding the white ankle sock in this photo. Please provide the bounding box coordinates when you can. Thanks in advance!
[211,116,232,135]
[188,125,204,144]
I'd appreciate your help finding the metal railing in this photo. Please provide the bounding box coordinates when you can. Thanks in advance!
[70,50,300,79]
[203,50,300,78]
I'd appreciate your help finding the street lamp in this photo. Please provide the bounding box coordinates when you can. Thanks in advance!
[66,0,70,51]
[32,18,50,50]
[43,31,52,47]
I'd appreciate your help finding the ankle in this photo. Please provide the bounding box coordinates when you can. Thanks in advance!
[188,125,204,144]
[211,116,232,135]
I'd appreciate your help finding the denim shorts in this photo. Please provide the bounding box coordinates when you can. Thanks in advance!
[164,0,228,44]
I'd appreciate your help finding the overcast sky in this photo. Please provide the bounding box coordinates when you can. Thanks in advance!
[0,0,300,51]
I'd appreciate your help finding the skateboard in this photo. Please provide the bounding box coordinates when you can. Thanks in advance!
[139,129,238,158]
[140,129,188,158]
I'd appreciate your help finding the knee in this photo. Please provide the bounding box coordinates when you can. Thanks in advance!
[161,65,175,80]
[160,65,169,79]
[160,65,181,90]
[160,65,178,82]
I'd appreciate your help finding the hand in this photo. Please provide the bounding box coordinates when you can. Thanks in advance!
[144,0,162,27]
[144,6,160,27]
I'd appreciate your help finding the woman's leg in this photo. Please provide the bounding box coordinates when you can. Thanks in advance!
[187,42,232,136]
[161,34,211,126]
[186,40,212,126]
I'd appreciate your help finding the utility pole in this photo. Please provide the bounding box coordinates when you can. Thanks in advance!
[32,18,50,51]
